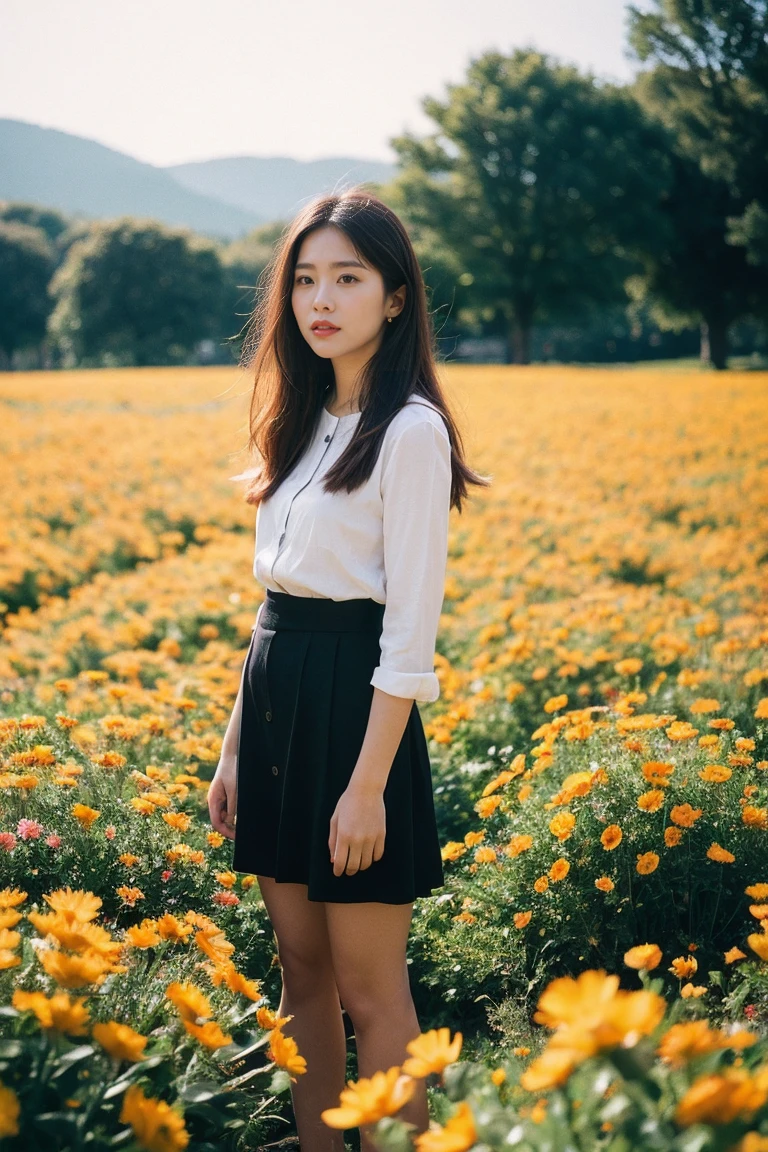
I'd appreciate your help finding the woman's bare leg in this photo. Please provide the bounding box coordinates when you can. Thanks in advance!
[325,900,429,1152]
[257,876,347,1152]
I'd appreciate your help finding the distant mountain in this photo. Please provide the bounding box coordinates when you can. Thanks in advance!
[165,155,397,221]
[0,119,262,239]
[0,119,399,241]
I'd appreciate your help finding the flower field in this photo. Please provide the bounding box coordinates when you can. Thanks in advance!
[1,363,767,1150]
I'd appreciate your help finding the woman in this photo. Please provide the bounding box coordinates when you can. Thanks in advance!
[208,188,489,1152]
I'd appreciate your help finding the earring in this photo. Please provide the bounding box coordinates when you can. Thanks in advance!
[387,317,393,323]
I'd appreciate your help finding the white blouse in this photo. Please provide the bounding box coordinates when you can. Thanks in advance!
[250,396,452,703]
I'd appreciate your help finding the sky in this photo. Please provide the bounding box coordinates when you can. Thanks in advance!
[1,0,649,168]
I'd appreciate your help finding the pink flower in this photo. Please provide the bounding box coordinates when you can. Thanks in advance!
[745,1004,757,1020]
[213,890,240,907]
[161,870,172,882]
[45,833,62,848]
[104,825,116,840]
[0,833,17,851]
[17,819,43,841]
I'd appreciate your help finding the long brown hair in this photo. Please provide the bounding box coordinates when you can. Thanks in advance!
[238,187,490,512]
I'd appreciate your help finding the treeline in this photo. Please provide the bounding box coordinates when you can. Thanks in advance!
[3,0,768,371]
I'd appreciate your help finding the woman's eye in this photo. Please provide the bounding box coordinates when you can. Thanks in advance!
[294,274,358,285]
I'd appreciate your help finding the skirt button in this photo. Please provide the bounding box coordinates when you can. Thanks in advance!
[265,710,272,721]
[271,765,279,776]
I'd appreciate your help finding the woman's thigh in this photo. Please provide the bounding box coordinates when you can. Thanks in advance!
[324,901,414,1016]
[257,876,335,979]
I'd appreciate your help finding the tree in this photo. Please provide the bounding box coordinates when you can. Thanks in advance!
[627,0,768,266]
[0,221,56,368]
[48,218,228,367]
[388,48,671,364]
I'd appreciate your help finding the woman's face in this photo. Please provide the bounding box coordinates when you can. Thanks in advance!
[291,225,405,365]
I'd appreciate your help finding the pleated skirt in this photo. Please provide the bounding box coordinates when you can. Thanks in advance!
[231,589,446,904]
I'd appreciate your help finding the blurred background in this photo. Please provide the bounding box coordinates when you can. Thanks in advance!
[1,0,767,372]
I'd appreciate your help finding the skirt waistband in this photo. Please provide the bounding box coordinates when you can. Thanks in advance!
[259,589,385,633]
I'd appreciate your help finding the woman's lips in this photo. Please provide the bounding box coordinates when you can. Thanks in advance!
[312,325,340,338]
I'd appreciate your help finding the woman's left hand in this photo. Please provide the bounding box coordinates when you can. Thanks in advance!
[328,784,386,876]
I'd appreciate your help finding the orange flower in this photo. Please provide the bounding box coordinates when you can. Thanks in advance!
[322,1066,415,1129]
[745,884,768,900]
[636,852,660,875]
[548,812,576,841]
[669,956,698,980]
[534,876,549,893]
[514,911,532,929]
[601,825,622,851]
[549,858,570,882]
[268,1028,307,1079]
[505,834,533,858]
[401,1027,462,1078]
[670,804,703,828]
[698,764,732,783]
[665,826,683,847]
[637,790,665,813]
[725,947,746,964]
[742,806,768,830]
[624,944,662,971]
[707,843,735,864]
[641,761,675,787]
[595,876,614,893]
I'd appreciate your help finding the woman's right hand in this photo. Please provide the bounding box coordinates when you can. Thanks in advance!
[208,754,238,840]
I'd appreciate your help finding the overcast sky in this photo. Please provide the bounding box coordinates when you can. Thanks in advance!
[1,0,649,167]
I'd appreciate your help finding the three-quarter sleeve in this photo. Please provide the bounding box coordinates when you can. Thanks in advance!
[370,417,452,703]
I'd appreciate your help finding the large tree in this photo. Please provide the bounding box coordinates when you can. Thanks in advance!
[48,218,228,367]
[388,48,670,363]
[0,221,56,368]
[628,0,768,266]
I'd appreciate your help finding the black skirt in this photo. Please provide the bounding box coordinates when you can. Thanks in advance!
[231,589,445,904]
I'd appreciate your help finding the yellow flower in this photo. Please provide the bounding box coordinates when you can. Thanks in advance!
[44,887,102,923]
[475,795,503,819]
[743,806,768,829]
[549,858,570,882]
[725,947,747,964]
[747,934,768,961]
[637,790,665,813]
[544,694,568,713]
[474,846,497,864]
[165,982,212,1023]
[0,1082,20,1139]
[413,1101,477,1152]
[636,852,660,875]
[533,969,665,1049]
[746,884,768,900]
[641,761,674,787]
[699,764,732,783]
[39,949,112,989]
[505,834,533,858]
[681,984,707,998]
[548,812,576,841]
[658,1020,756,1067]
[183,1019,233,1049]
[464,830,485,848]
[707,842,735,863]
[665,826,683,847]
[71,804,101,828]
[268,1028,307,1078]
[670,803,703,828]
[322,1066,414,1128]
[669,956,698,980]
[514,911,532,929]
[92,1021,148,1062]
[601,825,622,850]
[441,841,466,862]
[401,1027,463,1078]
[257,1006,293,1030]
[675,1069,768,1127]
[534,875,549,893]
[520,1047,578,1091]
[162,812,191,832]
[0,888,27,909]
[624,944,662,971]
[12,988,90,1034]
[490,1068,506,1085]
[119,1083,189,1151]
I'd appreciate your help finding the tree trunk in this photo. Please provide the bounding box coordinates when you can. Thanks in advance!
[700,317,729,370]
[508,317,532,364]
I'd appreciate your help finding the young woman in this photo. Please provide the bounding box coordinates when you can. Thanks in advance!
[208,188,489,1152]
